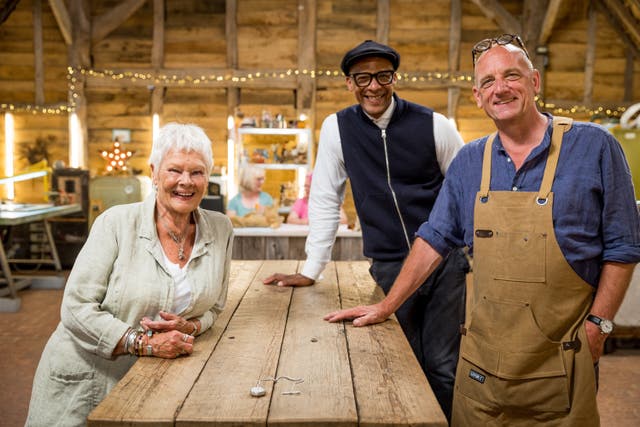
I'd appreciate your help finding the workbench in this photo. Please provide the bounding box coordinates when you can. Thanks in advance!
[88,260,446,426]
[0,203,82,311]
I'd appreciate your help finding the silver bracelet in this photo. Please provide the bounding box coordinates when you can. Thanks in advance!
[190,321,198,336]
[123,328,137,355]
[145,329,153,356]
[123,329,131,354]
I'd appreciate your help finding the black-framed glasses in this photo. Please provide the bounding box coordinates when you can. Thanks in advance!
[349,70,395,87]
[471,34,530,66]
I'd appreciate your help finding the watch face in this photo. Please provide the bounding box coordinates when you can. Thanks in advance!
[601,319,614,334]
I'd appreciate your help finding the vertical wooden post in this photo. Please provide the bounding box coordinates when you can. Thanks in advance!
[226,0,239,118]
[523,0,548,100]
[448,0,461,121]
[33,0,45,105]
[151,0,165,117]
[376,0,389,44]
[583,1,597,106]
[68,0,91,168]
[297,0,316,132]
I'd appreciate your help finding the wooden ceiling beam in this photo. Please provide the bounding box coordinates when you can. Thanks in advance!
[538,0,563,45]
[91,0,147,43]
[596,0,640,58]
[522,0,547,52]
[48,0,72,45]
[600,0,640,48]
[0,0,20,26]
[625,0,640,15]
[469,0,522,35]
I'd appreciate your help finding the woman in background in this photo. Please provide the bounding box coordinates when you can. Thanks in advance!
[26,123,234,426]
[286,173,348,225]
[226,165,274,217]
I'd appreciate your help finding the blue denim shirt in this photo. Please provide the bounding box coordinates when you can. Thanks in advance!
[417,115,640,287]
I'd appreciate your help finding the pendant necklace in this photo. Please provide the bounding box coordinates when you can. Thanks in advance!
[159,214,190,261]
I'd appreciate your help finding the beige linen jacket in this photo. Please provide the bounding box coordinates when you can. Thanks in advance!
[26,193,233,427]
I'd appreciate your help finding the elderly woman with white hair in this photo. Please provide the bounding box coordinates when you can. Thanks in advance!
[226,164,274,217]
[26,123,233,426]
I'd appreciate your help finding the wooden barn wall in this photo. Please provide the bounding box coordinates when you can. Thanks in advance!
[1,0,639,205]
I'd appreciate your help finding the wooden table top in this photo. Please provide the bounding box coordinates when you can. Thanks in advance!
[88,260,446,426]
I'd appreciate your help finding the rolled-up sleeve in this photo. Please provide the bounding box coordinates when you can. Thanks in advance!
[600,132,640,263]
[416,142,480,259]
[416,176,465,258]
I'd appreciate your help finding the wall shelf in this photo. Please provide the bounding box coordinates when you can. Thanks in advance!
[233,127,313,205]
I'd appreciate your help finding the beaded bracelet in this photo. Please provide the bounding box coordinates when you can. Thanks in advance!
[135,333,144,356]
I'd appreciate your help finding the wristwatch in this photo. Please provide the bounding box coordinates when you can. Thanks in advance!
[586,314,614,335]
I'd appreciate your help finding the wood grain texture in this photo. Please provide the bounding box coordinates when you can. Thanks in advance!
[3,0,639,255]
[88,261,445,426]
[48,0,71,44]
[176,260,297,426]
[87,260,262,426]
[267,262,357,427]
[335,261,448,427]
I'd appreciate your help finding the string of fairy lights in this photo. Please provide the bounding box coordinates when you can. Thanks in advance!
[0,66,630,118]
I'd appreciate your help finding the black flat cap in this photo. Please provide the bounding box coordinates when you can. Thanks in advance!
[340,40,401,75]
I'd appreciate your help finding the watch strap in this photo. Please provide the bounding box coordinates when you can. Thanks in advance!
[586,314,602,326]
[586,314,614,334]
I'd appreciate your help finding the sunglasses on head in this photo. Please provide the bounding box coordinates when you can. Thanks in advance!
[471,34,530,66]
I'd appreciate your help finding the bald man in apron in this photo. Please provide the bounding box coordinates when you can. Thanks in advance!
[452,117,598,425]
[324,35,640,426]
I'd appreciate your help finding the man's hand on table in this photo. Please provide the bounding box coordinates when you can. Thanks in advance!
[324,302,391,327]
[263,273,315,287]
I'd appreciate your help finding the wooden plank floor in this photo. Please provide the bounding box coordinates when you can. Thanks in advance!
[1,286,639,426]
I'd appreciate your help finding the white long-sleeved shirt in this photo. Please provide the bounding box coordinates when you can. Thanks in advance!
[301,99,464,280]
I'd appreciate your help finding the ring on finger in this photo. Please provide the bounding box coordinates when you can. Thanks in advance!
[182,333,189,342]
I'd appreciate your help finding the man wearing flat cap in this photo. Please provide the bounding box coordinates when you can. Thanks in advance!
[264,40,468,421]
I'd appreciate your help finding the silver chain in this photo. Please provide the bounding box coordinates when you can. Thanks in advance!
[158,213,190,261]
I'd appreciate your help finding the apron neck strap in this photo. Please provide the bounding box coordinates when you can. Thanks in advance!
[478,116,573,202]
[537,116,573,202]
[479,132,497,199]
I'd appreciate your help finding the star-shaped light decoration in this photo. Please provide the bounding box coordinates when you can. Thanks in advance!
[99,141,135,173]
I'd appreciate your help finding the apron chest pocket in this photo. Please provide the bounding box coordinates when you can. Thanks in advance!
[493,231,547,283]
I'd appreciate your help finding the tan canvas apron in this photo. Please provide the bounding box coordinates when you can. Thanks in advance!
[452,117,600,426]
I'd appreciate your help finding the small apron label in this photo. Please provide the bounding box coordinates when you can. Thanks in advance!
[469,369,486,384]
